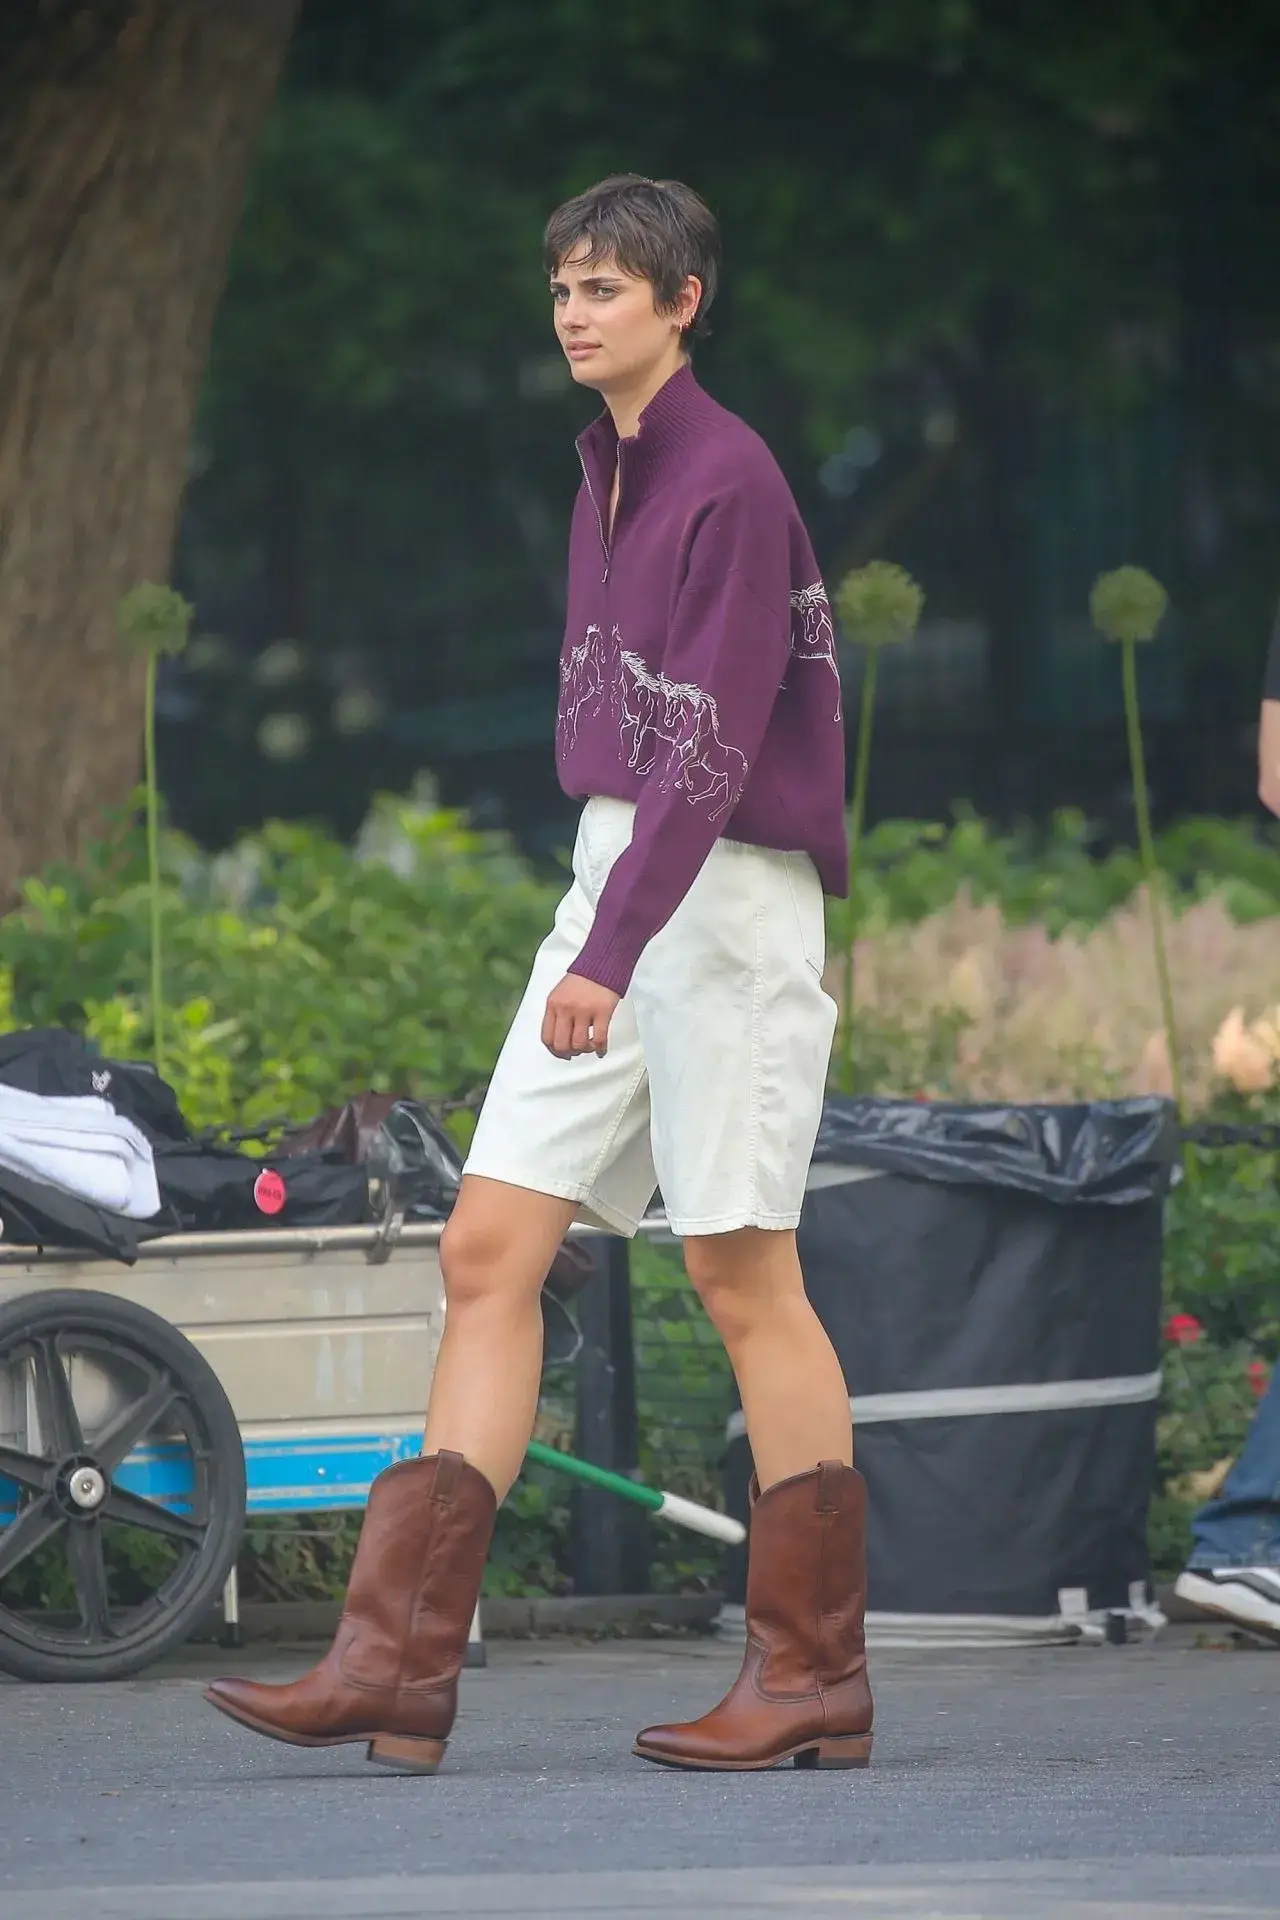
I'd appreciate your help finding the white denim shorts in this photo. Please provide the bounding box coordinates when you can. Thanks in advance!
[462,798,838,1238]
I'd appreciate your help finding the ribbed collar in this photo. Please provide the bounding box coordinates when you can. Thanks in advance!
[577,362,718,508]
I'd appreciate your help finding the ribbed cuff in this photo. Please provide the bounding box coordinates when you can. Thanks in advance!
[568,924,640,998]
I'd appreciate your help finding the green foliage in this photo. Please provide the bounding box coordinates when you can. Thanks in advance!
[0,793,560,1137]
[836,807,1280,939]
[1164,1129,1280,1359]
[237,1514,360,1604]
[485,1472,572,1598]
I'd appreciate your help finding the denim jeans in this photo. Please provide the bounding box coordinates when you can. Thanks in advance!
[1188,1360,1280,1568]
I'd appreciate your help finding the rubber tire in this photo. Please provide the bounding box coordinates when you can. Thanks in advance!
[0,1288,246,1682]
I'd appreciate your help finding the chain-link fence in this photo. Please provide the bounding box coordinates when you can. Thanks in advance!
[630,1237,732,1513]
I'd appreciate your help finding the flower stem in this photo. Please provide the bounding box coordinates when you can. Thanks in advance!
[839,643,879,1091]
[144,651,165,1080]
[1121,637,1188,1144]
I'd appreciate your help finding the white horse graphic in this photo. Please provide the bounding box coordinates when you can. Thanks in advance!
[558,623,615,750]
[788,581,843,720]
[620,650,749,821]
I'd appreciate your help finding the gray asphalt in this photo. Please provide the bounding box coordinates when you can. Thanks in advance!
[0,1630,1275,1919]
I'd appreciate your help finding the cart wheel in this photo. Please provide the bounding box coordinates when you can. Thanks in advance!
[0,1289,245,1682]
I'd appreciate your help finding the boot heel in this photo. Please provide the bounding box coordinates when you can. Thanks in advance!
[366,1735,447,1773]
[795,1732,873,1770]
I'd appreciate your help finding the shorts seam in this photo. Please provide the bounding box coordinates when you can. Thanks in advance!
[581,1058,649,1193]
[747,907,765,1213]
[783,852,826,978]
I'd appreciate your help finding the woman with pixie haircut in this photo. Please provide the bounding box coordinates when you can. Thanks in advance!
[206,175,873,1775]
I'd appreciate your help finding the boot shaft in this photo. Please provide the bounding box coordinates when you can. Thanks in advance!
[341,1451,495,1691]
[745,1461,867,1690]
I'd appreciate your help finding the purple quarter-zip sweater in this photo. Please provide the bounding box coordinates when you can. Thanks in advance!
[557,363,848,996]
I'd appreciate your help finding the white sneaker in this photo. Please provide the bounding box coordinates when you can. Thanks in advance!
[1175,1566,1280,1643]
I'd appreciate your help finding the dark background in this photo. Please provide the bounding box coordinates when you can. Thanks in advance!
[163,0,1280,867]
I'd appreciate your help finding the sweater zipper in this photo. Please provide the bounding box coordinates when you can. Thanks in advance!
[577,446,612,584]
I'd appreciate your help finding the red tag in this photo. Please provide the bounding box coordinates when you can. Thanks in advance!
[253,1168,286,1216]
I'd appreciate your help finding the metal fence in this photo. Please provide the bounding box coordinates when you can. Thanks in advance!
[551,1232,734,1598]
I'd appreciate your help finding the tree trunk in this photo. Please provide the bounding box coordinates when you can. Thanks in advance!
[0,0,300,902]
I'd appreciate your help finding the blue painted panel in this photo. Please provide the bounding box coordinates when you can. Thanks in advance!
[240,1431,421,1511]
[0,1430,422,1529]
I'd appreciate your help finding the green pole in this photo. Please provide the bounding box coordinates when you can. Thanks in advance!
[525,1438,662,1510]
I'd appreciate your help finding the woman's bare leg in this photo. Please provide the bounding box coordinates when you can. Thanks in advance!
[423,1174,579,1499]
[683,1226,851,1489]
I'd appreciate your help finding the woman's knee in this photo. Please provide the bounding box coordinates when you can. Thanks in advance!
[439,1184,572,1314]
[683,1230,802,1349]
[683,1241,759,1349]
[439,1211,533,1313]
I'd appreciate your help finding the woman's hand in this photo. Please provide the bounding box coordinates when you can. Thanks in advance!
[542,973,621,1059]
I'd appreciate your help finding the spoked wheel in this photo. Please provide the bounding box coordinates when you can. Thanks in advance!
[0,1289,245,1681]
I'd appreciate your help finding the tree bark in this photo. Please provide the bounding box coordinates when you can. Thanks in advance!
[0,0,300,902]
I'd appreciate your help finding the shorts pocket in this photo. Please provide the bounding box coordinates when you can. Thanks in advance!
[782,853,827,978]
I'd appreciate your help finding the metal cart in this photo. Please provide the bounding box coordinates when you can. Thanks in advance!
[0,1217,450,1682]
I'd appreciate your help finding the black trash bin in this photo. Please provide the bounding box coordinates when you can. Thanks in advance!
[724,1095,1180,1639]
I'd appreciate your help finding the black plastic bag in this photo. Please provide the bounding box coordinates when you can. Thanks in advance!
[811,1094,1180,1204]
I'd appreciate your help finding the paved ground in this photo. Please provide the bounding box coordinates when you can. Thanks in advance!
[0,1628,1276,1919]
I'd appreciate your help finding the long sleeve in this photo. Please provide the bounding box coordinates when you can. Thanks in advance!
[569,488,792,996]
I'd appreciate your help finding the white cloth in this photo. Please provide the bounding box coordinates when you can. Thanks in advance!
[0,1084,161,1219]
[463,796,837,1237]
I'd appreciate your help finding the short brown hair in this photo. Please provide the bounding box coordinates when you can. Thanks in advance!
[543,175,721,343]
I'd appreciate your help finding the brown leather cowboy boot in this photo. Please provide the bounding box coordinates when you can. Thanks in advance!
[204,1450,494,1773]
[634,1460,873,1770]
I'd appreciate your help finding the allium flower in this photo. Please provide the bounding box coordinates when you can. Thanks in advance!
[1089,566,1168,646]
[835,561,923,651]
[116,581,193,657]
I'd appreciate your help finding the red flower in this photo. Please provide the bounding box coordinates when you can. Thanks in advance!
[1246,1358,1271,1399]
[1164,1313,1204,1346]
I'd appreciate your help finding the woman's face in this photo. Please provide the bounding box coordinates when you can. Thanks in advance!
[551,243,698,394]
